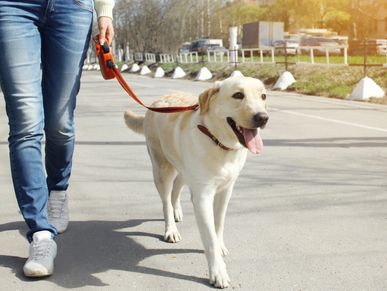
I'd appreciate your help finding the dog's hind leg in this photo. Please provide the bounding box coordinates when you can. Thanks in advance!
[171,174,184,222]
[214,183,235,257]
[149,148,182,243]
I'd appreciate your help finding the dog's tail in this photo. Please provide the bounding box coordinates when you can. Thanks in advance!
[124,110,145,135]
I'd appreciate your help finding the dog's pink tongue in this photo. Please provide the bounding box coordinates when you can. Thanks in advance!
[242,128,263,154]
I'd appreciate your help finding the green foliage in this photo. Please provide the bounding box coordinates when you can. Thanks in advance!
[290,66,362,98]
[323,10,351,33]
[113,0,386,53]
[221,2,268,27]
[266,0,383,38]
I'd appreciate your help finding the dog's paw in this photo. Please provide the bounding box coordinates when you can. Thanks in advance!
[164,228,182,243]
[209,265,230,289]
[174,206,183,222]
[220,244,229,257]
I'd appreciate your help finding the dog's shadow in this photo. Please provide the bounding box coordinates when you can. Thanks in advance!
[0,219,207,288]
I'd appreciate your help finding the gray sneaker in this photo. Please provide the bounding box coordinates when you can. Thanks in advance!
[48,190,69,233]
[23,231,57,277]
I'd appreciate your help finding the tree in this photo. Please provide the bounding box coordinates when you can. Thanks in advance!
[111,0,381,54]
[323,10,351,34]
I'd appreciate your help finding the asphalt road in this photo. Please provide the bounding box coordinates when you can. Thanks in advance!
[1,71,387,291]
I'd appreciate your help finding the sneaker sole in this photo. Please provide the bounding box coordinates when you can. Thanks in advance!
[24,270,53,278]
[57,228,67,234]
[49,220,69,234]
[53,223,68,234]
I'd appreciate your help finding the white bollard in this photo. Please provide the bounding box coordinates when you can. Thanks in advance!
[140,65,151,75]
[130,63,140,73]
[273,71,296,90]
[196,67,212,81]
[172,66,186,79]
[121,64,129,72]
[231,70,244,77]
[154,67,165,78]
[348,76,385,101]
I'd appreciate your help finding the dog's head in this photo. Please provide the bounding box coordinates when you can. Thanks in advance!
[199,77,268,154]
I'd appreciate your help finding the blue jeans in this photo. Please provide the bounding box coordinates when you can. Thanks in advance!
[0,0,93,241]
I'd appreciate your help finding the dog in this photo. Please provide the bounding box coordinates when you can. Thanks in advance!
[124,76,269,288]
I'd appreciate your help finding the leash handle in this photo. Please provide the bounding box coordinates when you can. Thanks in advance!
[95,37,116,80]
[95,38,199,113]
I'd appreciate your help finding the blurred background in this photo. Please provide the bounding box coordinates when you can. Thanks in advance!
[111,0,387,54]
[84,0,386,101]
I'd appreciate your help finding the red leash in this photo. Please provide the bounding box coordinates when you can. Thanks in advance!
[96,39,199,113]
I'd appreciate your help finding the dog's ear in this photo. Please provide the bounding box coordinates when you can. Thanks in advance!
[199,88,219,115]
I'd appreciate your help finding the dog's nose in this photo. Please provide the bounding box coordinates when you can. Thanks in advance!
[253,112,269,128]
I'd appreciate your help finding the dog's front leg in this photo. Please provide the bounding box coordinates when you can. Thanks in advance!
[191,187,230,289]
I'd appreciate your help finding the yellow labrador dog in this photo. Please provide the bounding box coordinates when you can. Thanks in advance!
[124,76,268,288]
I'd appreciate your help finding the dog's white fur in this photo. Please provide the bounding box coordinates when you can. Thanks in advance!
[124,77,268,288]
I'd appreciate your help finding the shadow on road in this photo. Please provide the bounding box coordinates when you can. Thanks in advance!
[0,219,207,288]
[0,141,147,146]
[3,137,387,148]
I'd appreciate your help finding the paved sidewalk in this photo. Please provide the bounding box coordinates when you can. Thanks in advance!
[1,71,387,290]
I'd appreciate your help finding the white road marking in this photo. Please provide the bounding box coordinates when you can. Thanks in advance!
[272,108,387,133]
[269,91,387,111]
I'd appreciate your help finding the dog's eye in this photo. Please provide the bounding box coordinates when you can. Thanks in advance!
[232,92,244,100]
[261,94,267,100]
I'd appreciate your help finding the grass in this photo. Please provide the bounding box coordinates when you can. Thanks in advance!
[290,65,387,101]
[155,58,387,104]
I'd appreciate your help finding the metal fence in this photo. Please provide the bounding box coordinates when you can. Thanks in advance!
[241,47,275,64]
[136,43,386,69]
[85,40,387,73]
[177,52,199,64]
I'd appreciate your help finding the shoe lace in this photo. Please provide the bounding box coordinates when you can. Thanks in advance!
[48,198,65,218]
[31,240,54,260]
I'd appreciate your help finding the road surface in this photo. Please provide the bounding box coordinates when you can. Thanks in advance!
[1,71,387,290]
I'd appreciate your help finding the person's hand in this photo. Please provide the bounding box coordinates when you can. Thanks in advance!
[96,16,114,45]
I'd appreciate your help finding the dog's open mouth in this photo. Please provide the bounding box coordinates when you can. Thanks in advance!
[227,117,263,154]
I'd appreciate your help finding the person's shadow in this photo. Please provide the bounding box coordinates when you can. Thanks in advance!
[0,219,208,288]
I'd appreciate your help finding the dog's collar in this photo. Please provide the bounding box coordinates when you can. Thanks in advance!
[197,125,233,151]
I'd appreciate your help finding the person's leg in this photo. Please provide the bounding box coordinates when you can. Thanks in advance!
[42,0,93,192]
[0,0,57,242]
